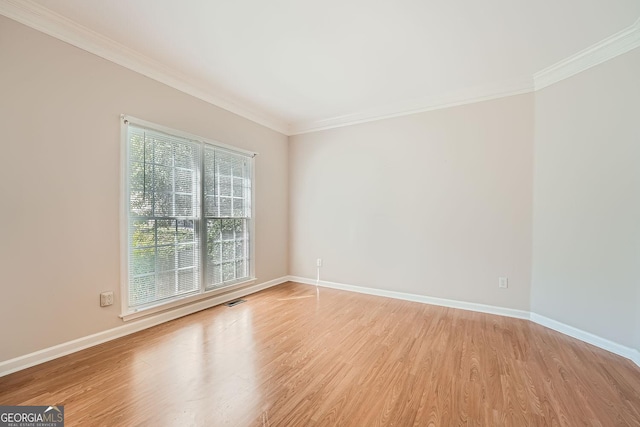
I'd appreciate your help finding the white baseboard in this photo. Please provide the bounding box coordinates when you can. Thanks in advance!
[287,276,640,368]
[0,276,288,377]
[529,313,640,366]
[4,276,639,376]
[287,276,530,320]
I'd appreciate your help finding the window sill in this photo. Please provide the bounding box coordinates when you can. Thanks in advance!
[120,278,257,322]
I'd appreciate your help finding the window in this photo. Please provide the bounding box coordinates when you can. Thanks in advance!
[121,116,254,316]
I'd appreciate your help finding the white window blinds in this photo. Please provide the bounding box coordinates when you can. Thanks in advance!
[127,126,201,308]
[204,147,252,289]
[124,119,254,312]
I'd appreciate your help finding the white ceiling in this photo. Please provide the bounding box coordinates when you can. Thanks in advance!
[12,0,640,133]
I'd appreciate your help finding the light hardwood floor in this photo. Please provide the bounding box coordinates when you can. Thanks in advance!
[1,282,640,426]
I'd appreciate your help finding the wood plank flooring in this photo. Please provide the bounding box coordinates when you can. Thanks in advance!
[1,281,640,426]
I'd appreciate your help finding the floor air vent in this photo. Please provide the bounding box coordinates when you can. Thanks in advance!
[224,299,246,307]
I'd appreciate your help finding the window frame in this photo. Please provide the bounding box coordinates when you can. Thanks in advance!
[119,115,256,321]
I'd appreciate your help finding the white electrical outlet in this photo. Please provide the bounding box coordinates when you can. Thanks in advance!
[498,277,508,289]
[100,291,114,307]
[316,258,323,267]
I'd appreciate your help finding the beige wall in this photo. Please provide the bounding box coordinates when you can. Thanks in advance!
[0,17,289,362]
[289,94,534,310]
[531,48,640,350]
[2,11,638,366]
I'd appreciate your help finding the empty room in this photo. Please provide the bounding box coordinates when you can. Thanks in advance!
[1,0,639,425]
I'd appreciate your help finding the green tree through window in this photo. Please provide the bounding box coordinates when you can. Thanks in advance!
[125,120,253,312]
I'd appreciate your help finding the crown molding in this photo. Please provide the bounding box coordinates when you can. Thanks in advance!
[289,77,534,135]
[0,0,291,135]
[534,17,640,90]
[2,0,639,136]
[294,15,640,135]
